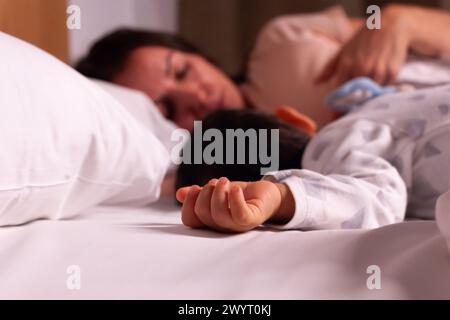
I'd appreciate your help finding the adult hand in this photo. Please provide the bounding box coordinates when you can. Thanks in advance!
[316,6,411,85]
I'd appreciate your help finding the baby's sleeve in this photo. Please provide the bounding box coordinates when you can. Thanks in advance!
[264,119,408,230]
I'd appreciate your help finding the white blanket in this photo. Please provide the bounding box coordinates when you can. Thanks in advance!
[1,200,449,299]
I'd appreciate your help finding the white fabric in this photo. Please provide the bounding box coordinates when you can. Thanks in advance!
[90,79,178,154]
[0,201,448,299]
[0,32,169,226]
[398,55,450,87]
[266,84,450,230]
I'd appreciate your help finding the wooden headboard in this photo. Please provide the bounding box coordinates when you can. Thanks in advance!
[0,0,68,63]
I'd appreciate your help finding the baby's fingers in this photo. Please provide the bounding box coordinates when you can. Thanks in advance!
[229,185,258,229]
[181,185,204,228]
[194,179,219,227]
[211,177,234,229]
[176,186,194,203]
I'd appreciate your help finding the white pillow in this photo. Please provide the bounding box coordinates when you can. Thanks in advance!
[0,32,170,226]
[90,79,178,155]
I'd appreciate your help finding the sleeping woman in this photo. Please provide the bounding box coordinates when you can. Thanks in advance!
[175,84,450,232]
[77,4,450,130]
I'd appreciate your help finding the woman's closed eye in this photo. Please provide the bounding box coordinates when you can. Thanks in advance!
[175,63,191,82]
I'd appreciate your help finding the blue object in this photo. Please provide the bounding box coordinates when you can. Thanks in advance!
[325,77,398,113]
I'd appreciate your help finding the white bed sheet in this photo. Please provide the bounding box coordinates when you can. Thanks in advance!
[0,199,449,299]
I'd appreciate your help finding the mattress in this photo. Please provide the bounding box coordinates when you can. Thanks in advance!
[0,199,449,299]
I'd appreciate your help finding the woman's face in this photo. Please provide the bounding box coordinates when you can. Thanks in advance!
[114,46,244,130]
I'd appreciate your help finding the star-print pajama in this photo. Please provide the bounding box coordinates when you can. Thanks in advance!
[265,84,450,230]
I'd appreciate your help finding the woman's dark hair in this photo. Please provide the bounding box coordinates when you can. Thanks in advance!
[76,28,201,81]
[175,109,310,191]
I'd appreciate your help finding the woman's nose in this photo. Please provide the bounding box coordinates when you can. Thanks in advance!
[178,82,211,107]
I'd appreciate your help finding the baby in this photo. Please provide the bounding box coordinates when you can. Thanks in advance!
[176,84,450,232]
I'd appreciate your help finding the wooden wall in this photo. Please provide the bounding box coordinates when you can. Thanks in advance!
[0,0,68,63]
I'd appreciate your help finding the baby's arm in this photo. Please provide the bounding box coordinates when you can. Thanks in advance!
[177,153,405,233]
[176,178,295,233]
[177,120,408,232]
[266,119,408,230]
[265,164,406,230]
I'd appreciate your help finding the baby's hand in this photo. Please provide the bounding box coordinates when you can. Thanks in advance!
[176,178,289,233]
